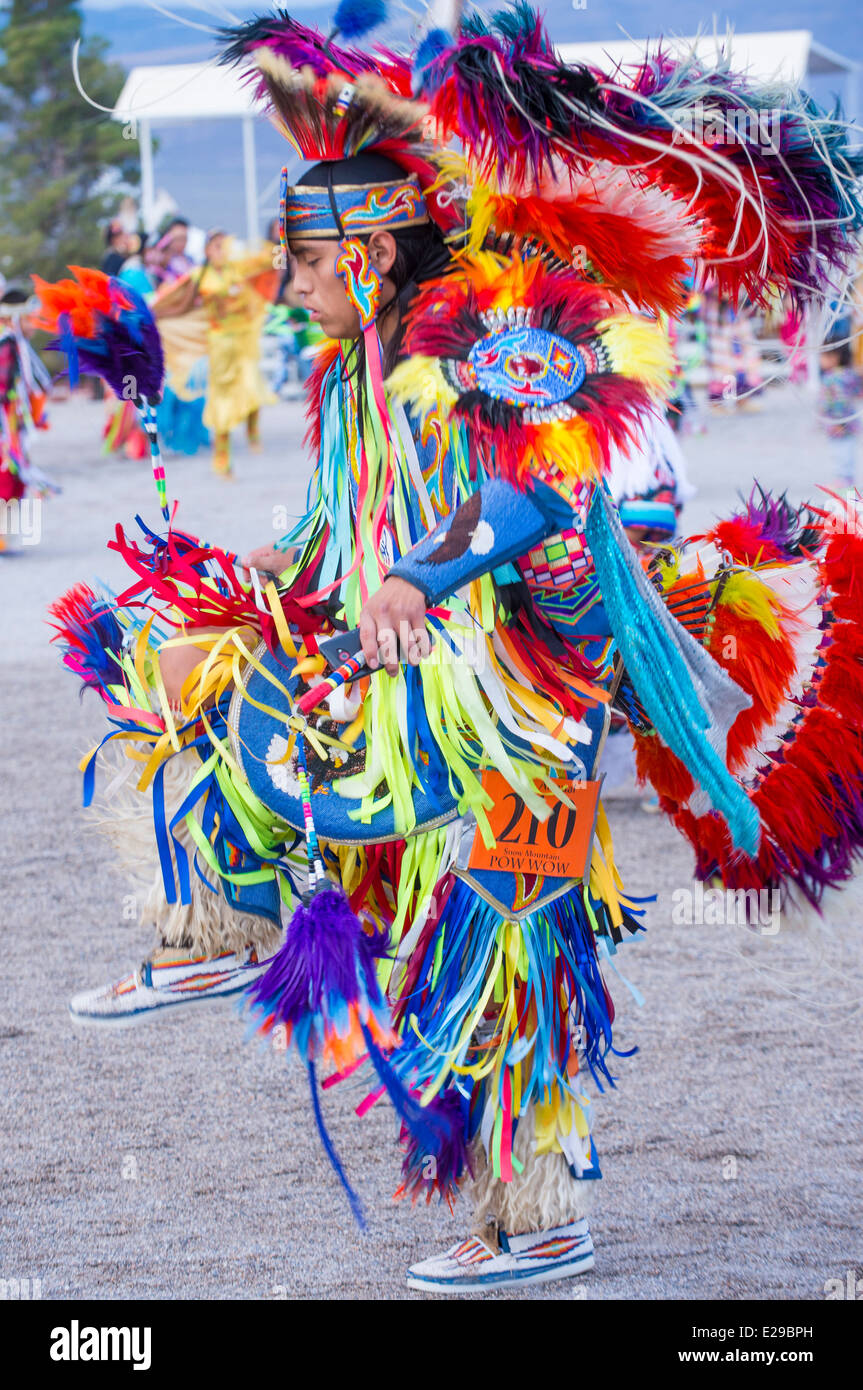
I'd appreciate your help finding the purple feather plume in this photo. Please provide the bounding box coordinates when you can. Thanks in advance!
[218,11,382,80]
[739,485,823,561]
[245,887,393,1053]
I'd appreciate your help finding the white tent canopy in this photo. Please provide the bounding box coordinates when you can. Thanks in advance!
[113,62,261,122]
[557,30,859,105]
[112,63,268,240]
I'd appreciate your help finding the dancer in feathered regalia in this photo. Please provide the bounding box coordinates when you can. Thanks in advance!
[45,3,863,1291]
[0,281,55,548]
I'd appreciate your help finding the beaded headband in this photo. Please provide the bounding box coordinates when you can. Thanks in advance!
[282,174,429,241]
[278,165,431,331]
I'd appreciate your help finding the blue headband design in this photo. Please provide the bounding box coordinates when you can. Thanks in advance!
[283,176,428,239]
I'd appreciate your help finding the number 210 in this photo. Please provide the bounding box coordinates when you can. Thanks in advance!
[496,793,578,849]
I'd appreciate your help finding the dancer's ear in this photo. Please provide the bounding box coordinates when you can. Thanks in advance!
[368,231,397,276]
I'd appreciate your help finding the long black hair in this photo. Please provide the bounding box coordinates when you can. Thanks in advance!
[379,219,453,370]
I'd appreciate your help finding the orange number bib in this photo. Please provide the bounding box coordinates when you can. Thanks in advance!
[468,770,602,880]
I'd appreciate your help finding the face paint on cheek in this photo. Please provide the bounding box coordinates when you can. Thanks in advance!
[292,241,365,338]
[336,240,382,330]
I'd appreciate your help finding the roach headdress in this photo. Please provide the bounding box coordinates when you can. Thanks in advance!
[219,2,863,493]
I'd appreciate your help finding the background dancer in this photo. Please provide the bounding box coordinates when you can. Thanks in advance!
[818,336,862,491]
[0,280,55,547]
[191,228,275,477]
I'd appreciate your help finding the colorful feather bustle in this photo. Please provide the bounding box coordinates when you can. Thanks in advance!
[701,571,801,771]
[632,499,863,907]
[31,268,163,400]
[633,559,800,796]
[705,486,822,567]
[418,3,606,185]
[417,5,863,305]
[599,50,863,306]
[31,267,170,516]
[441,155,700,315]
[390,251,672,487]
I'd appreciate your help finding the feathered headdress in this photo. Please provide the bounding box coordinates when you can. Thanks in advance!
[414,4,863,306]
[219,9,449,445]
[218,9,449,227]
[221,3,862,312]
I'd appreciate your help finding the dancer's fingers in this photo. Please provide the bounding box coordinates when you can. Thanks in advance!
[406,627,431,665]
[239,544,296,577]
[359,580,429,675]
[359,607,382,670]
[375,625,401,677]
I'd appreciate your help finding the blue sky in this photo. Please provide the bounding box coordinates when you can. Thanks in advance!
[81,0,863,65]
[79,1,862,235]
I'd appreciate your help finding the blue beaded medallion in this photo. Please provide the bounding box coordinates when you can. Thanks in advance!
[467,326,586,407]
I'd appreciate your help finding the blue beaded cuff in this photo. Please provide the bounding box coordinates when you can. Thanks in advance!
[388,478,569,606]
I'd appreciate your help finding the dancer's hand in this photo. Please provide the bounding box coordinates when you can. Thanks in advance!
[240,544,297,581]
[359,578,430,677]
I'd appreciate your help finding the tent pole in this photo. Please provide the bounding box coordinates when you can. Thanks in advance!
[242,115,258,247]
[139,117,156,234]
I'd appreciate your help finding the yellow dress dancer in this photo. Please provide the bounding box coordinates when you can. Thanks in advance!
[194,230,277,476]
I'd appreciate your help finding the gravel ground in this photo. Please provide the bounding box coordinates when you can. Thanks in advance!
[1,385,861,1302]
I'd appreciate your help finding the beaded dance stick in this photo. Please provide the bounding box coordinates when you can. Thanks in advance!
[296,651,369,716]
[136,395,169,523]
[279,166,289,264]
[297,736,328,896]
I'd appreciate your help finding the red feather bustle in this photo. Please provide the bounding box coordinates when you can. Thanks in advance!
[635,523,863,905]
